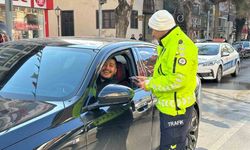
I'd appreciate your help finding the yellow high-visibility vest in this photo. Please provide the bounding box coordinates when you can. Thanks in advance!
[145,26,198,116]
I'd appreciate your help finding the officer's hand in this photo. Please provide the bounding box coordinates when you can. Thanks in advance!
[135,76,148,91]
[136,76,147,81]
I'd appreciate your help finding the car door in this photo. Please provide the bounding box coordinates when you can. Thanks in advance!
[225,44,240,73]
[221,44,237,75]
[82,48,154,150]
[133,47,161,150]
[243,41,250,56]
[221,44,233,75]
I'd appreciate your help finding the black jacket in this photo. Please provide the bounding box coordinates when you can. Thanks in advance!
[96,76,118,95]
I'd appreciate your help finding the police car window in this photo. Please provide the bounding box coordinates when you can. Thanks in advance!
[137,47,157,76]
[226,44,234,53]
[221,45,229,53]
[197,44,219,55]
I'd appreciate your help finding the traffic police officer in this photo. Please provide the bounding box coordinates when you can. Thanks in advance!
[135,10,198,150]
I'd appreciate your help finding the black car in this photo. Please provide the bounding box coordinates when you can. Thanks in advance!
[0,37,201,150]
[232,41,250,58]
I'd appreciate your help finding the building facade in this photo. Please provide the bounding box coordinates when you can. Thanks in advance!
[48,0,146,40]
[217,1,235,39]
[0,0,53,40]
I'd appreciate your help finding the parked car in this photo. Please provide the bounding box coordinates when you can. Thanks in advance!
[0,37,201,150]
[196,42,240,82]
[0,22,10,43]
[232,41,250,58]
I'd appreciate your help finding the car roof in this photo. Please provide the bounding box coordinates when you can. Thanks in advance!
[2,36,154,50]
[233,41,250,44]
[234,40,249,43]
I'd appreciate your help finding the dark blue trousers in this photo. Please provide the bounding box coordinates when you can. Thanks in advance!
[159,106,194,150]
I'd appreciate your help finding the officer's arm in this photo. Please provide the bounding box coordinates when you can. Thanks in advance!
[145,64,188,92]
[145,48,197,92]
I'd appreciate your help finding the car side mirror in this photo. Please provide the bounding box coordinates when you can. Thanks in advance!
[87,84,134,110]
[222,52,230,57]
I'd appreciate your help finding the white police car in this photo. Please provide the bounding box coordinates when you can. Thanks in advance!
[196,42,240,82]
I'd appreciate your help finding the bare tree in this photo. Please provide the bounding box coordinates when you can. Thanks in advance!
[182,0,195,39]
[115,0,134,38]
[209,0,227,38]
[209,0,250,40]
[231,0,250,41]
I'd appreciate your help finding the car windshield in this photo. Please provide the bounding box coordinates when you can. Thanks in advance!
[232,43,242,49]
[233,42,249,48]
[196,44,219,55]
[243,42,249,47]
[0,44,94,101]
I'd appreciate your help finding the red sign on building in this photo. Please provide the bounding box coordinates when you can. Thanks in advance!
[0,0,53,9]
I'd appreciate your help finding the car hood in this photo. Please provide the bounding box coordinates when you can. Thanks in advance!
[0,98,57,133]
[198,55,219,63]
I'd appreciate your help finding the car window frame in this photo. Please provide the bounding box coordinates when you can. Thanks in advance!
[85,47,139,107]
[132,46,157,77]
[221,44,230,56]
[225,44,234,53]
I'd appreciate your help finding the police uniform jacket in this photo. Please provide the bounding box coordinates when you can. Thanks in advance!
[145,26,198,116]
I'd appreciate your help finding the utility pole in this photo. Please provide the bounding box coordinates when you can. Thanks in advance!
[98,0,107,37]
[207,10,210,39]
[211,5,215,38]
[98,1,102,37]
[55,6,61,36]
[227,0,231,41]
[5,0,13,40]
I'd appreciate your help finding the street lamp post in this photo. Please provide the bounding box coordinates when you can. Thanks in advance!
[206,0,213,40]
[5,0,13,40]
[55,6,61,36]
[207,9,210,39]
[227,0,231,41]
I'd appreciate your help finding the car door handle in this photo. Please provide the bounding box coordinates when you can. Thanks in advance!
[137,101,149,113]
[132,99,153,119]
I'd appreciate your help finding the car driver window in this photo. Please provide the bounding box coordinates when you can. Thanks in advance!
[114,55,130,87]
[96,54,131,95]
[115,54,141,90]
[137,47,157,77]
[96,56,119,95]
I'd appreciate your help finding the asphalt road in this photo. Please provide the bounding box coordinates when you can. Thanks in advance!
[196,58,250,150]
